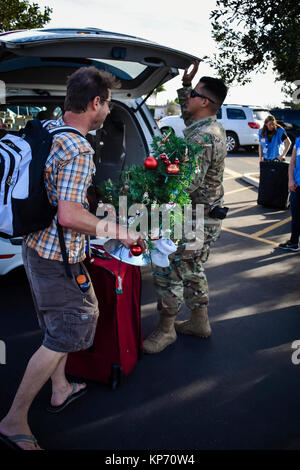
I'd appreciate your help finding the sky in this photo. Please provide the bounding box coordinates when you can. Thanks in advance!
[35,0,287,108]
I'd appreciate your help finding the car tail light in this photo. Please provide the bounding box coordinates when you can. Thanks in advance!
[248,122,260,129]
[0,254,15,259]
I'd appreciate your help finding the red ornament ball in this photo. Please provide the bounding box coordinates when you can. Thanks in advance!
[144,156,158,170]
[174,158,180,164]
[159,153,167,160]
[166,164,180,175]
[130,244,143,256]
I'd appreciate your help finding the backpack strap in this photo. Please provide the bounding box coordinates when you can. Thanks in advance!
[41,119,56,128]
[43,122,87,278]
[41,120,85,138]
[57,222,73,279]
[49,126,86,139]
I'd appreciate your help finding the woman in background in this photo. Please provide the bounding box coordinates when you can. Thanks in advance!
[259,115,291,161]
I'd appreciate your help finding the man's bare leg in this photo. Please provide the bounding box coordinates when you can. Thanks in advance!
[50,354,86,407]
[0,345,66,450]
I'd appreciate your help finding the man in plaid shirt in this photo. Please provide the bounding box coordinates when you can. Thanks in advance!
[0,67,143,450]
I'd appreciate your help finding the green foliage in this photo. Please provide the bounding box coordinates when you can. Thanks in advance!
[0,0,52,31]
[153,85,166,95]
[209,0,300,91]
[98,132,202,207]
[96,132,203,239]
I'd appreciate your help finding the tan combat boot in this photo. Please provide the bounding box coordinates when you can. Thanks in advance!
[143,315,177,354]
[175,306,211,338]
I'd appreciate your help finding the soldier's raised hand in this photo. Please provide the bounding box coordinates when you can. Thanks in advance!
[182,60,200,86]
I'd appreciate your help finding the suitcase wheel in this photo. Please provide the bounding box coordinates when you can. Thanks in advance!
[109,363,122,390]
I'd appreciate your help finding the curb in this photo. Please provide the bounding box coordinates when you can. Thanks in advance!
[241,173,259,188]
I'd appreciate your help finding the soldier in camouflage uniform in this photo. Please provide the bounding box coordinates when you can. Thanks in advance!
[143,61,228,354]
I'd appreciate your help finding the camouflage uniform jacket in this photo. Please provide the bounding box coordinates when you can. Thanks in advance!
[178,86,227,219]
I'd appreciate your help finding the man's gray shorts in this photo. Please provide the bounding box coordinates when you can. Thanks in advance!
[22,242,99,353]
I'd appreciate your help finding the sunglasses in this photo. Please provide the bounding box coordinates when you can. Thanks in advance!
[100,98,113,110]
[190,89,215,104]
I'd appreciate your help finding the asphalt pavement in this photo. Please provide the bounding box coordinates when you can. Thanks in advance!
[0,151,300,452]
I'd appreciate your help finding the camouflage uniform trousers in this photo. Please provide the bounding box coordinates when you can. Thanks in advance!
[153,223,221,317]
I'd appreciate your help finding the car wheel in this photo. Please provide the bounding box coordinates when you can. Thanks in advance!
[226,132,239,153]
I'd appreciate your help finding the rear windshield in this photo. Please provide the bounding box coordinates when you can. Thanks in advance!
[252,109,270,121]
[0,57,147,81]
[91,59,147,79]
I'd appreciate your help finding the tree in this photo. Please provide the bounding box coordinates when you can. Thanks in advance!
[209,0,300,90]
[151,85,166,105]
[154,85,166,94]
[0,0,52,32]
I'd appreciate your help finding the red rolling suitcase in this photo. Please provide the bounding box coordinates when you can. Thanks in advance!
[66,245,143,389]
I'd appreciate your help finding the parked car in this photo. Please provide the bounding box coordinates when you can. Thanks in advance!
[0,27,200,274]
[159,104,270,152]
[271,108,300,128]
[276,120,300,153]
[0,237,23,275]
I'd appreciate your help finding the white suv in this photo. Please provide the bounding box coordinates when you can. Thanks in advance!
[159,104,270,152]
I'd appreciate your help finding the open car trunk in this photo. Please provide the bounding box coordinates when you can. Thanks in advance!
[86,100,151,184]
[0,28,201,99]
[0,28,201,183]
[0,96,153,184]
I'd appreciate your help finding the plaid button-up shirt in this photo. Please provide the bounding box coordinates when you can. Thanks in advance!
[25,117,95,264]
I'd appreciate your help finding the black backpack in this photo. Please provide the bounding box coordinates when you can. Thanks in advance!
[0,119,86,276]
[0,118,85,237]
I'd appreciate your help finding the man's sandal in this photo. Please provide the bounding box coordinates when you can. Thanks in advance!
[46,382,87,414]
[0,432,40,450]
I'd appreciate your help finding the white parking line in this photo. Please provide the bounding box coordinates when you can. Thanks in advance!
[226,186,255,195]
[253,217,292,237]
[224,168,243,178]
[222,227,278,246]
[226,202,257,216]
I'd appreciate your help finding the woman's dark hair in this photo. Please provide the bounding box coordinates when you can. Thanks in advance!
[261,115,283,137]
[64,66,120,113]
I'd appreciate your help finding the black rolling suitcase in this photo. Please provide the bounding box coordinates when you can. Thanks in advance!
[257,160,290,209]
